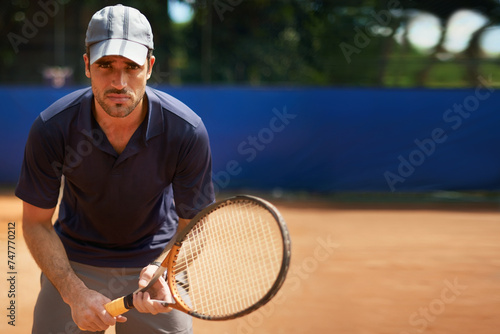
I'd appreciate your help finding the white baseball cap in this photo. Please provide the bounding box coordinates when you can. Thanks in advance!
[85,4,154,65]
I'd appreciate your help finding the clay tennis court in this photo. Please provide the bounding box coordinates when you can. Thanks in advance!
[1,191,499,334]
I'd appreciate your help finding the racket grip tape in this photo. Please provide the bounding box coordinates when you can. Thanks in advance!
[104,293,134,317]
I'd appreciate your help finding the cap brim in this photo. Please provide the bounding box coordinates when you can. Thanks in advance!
[89,39,148,65]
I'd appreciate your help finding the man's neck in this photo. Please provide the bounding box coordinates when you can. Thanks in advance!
[92,96,148,155]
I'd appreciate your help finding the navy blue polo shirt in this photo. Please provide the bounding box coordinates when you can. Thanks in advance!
[16,87,215,267]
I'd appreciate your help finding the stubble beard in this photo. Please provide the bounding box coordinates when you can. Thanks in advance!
[94,87,145,118]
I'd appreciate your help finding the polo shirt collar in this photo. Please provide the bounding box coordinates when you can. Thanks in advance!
[75,87,94,135]
[145,86,164,141]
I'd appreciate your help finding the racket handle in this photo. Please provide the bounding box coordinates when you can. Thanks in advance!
[105,293,134,317]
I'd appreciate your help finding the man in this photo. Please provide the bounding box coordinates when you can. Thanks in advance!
[16,4,214,333]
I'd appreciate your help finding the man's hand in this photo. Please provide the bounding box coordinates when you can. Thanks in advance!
[21,202,126,331]
[134,264,173,315]
[68,287,127,332]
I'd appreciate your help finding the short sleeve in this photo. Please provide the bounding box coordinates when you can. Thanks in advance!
[15,116,63,209]
[172,120,215,219]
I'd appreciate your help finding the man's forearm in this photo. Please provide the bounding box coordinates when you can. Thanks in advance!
[23,221,86,304]
[22,209,122,331]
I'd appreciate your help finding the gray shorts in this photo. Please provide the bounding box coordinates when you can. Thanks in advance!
[32,261,193,334]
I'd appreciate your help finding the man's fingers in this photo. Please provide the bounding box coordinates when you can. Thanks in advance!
[79,311,126,331]
[133,292,172,315]
[115,315,128,323]
[74,310,108,332]
[138,277,149,288]
[71,288,117,332]
[78,309,114,332]
[134,266,173,315]
[98,308,117,327]
[138,265,158,288]
[134,292,159,314]
[134,292,153,314]
[78,320,106,333]
[152,302,172,314]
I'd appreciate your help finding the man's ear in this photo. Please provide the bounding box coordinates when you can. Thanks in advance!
[83,54,91,78]
[146,56,156,80]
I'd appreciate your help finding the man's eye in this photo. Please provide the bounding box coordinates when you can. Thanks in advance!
[98,64,111,68]
[128,65,140,70]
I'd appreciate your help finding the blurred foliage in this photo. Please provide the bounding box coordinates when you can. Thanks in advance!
[1,0,500,87]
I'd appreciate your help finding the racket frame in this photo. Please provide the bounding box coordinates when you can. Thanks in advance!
[166,195,291,320]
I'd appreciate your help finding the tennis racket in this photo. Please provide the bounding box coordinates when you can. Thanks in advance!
[104,195,291,320]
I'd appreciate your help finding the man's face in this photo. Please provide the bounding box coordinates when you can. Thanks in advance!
[83,54,155,118]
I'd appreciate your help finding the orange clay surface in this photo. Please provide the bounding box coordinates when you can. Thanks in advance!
[1,192,499,334]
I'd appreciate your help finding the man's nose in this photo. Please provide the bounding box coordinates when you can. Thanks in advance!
[111,70,127,89]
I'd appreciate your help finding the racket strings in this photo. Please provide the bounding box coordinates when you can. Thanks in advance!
[171,200,284,317]
[190,205,257,313]
[220,205,266,313]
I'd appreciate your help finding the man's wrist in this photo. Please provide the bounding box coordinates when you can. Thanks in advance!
[60,275,88,306]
